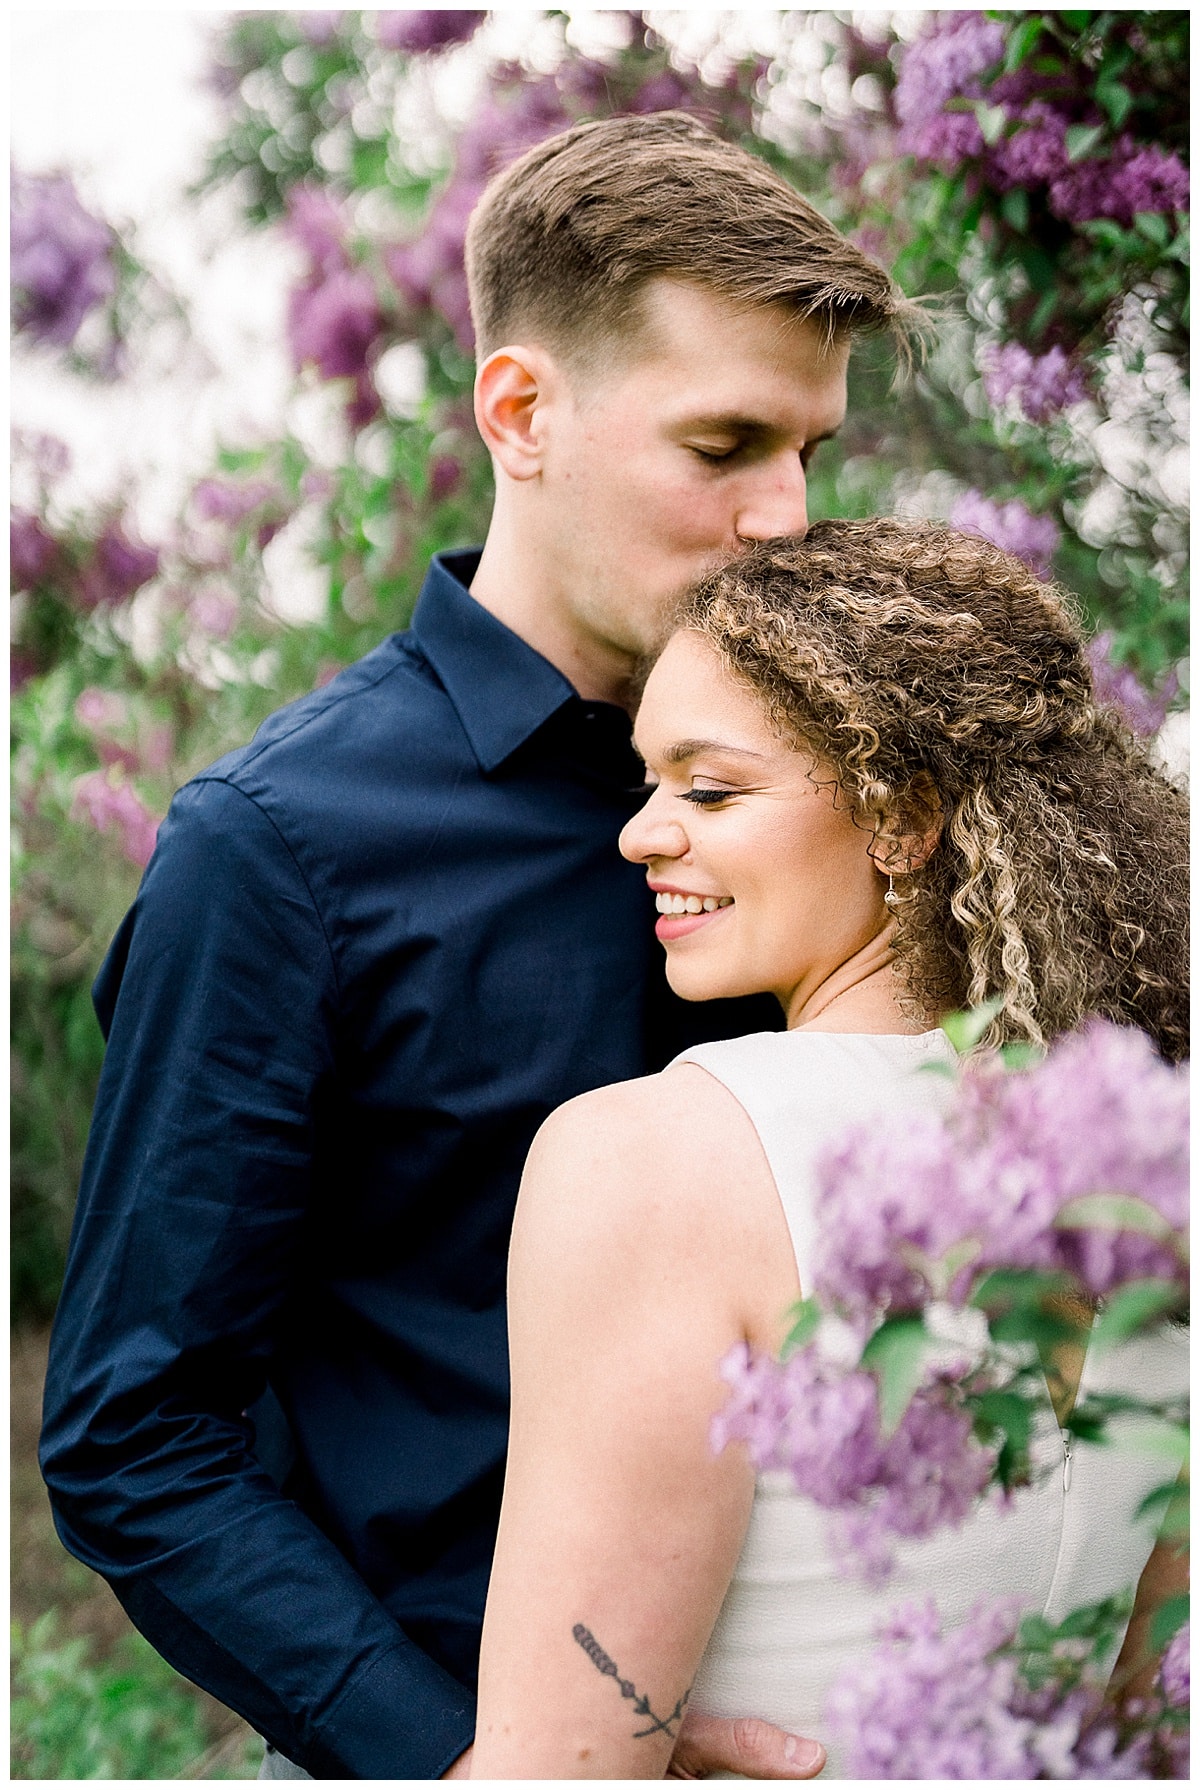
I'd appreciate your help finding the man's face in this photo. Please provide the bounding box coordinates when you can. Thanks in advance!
[535,278,850,667]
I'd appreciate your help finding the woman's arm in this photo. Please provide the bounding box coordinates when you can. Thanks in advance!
[472,1067,799,1779]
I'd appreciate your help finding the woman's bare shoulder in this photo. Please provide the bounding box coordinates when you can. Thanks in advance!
[516,1065,797,1338]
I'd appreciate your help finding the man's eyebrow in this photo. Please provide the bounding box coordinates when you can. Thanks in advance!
[679,414,841,445]
[656,739,771,766]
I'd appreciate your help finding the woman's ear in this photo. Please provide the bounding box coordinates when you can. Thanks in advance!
[473,346,555,481]
[896,772,943,873]
[871,774,944,876]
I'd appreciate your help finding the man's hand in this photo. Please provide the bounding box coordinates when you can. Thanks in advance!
[668,1710,826,1779]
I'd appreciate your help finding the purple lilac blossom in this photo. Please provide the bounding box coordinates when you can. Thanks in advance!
[1086,633,1178,738]
[11,171,117,347]
[288,267,384,382]
[1050,138,1190,227]
[75,687,171,776]
[949,490,1060,575]
[376,11,486,55]
[187,586,239,640]
[11,511,59,589]
[285,184,349,276]
[78,526,160,610]
[893,13,1005,170]
[812,1021,1188,1320]
[989,100,1071,189]
[429,454,463,503]
[827,1596,1147,1778]
[192,477,281,528]
[714,1344,996,1581]
[1159,1621,1189,1709]
[981,343,1087,423]
[71,771,159,868]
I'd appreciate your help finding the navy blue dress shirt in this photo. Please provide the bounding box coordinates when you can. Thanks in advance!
[41,550,779,1779]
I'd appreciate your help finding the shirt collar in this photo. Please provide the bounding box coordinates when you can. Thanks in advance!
[410,550,577,772]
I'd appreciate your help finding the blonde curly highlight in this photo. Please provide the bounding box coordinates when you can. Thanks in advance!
[672,519,1187,1061]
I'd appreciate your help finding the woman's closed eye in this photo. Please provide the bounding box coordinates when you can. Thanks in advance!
[680,787,735,807]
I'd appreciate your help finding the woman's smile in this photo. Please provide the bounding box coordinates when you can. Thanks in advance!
[651,887,735,942]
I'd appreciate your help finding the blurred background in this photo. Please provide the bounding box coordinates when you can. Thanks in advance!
[11,10,1189,1777]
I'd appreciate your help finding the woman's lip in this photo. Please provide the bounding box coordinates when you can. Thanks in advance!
[655,906,731,942]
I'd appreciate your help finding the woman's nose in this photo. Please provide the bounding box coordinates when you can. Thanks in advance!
[619,790,690,866]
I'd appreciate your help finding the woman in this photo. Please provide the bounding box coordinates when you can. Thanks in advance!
[469,520,1188,1778]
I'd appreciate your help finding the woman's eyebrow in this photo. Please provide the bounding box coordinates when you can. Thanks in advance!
[658,739,771,766]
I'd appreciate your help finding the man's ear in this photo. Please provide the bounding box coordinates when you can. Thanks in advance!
[473,346,556,481]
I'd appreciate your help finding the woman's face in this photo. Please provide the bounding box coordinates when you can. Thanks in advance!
[620,630,889,1023]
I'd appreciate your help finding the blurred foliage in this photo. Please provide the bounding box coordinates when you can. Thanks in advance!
[11,1613,260,1778]
[11,9,1189,1319]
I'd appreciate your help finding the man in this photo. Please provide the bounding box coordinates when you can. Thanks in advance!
[41,112,914,1779]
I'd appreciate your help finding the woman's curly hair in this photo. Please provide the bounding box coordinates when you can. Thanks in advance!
[674,519,1188,1062]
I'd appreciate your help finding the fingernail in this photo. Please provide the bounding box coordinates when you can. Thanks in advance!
[784,1737,824,1771]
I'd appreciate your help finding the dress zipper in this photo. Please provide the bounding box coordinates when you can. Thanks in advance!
[1061,1429,1073,1493]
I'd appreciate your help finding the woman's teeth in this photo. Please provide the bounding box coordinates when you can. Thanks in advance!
[655,893,733,915]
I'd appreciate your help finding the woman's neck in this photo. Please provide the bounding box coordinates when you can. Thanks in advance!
[785,927,933,1035]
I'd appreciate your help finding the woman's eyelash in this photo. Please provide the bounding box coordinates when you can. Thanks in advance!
[680,789,732,807]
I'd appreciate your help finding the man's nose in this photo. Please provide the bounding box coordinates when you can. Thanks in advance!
[734,454,808,543]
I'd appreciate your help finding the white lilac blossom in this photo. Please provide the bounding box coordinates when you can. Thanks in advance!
[827,1597,1151,1778]
[1086,631,1179,738]
[949,490,1060,575]
[813,1021,1188,1321]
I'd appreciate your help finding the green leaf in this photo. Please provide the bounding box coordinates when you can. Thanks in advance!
[1054,1194,1178,1245]
[941,996,1005,1054]
[1004,15,1045,73]
[998,1040,1042,1070]
[1134,210,1171,248]
[1017,1613,1055,1650]
[1090,1280,1181,1351]
[860,1316,931,1434]
[1060,12,1094,29]
[973,1388,1034,1453]
[1150,1593,1189,1654]
[1096,79,1133,128]
[974,102,1009,148]
[972,1268,1072,1315]
[1135,1480,1190,1541]
[1000,187,1030,234]
[782,1296,821,1358]
[1065,123,1107,163]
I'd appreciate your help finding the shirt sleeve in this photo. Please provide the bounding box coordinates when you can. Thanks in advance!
[39,775,476,1778]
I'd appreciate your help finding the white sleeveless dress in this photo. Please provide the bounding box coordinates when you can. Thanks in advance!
[673,1030,1187,1780]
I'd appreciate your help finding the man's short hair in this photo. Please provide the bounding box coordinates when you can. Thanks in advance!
[465,110,918,368]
